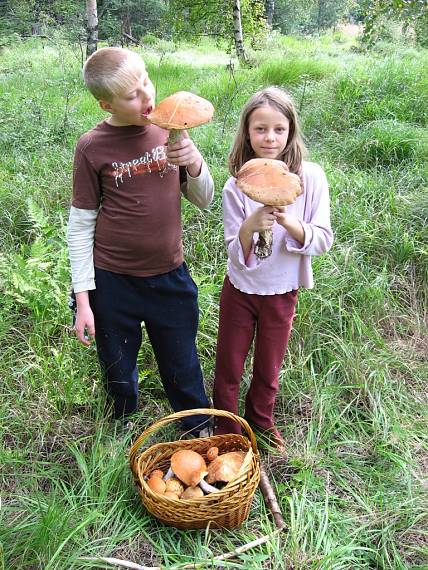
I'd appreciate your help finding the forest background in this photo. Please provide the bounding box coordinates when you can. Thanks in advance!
[0,1,427,568]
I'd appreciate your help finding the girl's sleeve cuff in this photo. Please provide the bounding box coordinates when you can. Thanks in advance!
[285,221,313,253]
[228,236,260,269]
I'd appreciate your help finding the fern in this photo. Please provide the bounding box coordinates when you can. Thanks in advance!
[0,199,70,330]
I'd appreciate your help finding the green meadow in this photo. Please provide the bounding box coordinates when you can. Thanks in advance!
[0,30,427,569]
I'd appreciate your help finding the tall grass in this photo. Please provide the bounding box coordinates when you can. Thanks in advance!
[1,31,427,569]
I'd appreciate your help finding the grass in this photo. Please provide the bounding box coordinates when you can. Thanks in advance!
[1,29,427,569]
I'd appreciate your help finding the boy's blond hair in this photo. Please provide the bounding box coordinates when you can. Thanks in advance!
[228,87,307,178]
[83,47,146,102]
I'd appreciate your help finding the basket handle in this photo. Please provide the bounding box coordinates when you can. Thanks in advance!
[129,408,258,465]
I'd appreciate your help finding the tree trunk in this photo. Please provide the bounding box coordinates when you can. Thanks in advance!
[265,0,275,28]
[232,0,249,64]
[317,0,324,33]
[122,11,132,46]
[31,0,41,36]
[86,0,98,59]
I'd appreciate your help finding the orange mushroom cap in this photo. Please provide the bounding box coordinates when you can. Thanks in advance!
[147,91,214,131]
[170,449,208,487]
[236,158,302,207]
[206,451,246,484]
[149,469,164,479]
[206,446,219,462]
[147,476,166,494]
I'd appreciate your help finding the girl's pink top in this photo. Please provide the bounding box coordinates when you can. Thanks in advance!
[223,161,334,295]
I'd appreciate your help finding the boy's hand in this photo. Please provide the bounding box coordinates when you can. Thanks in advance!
[166,130,202,177]
[74,292,95,346]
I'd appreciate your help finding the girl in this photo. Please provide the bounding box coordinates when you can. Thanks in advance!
[213,87,333,452]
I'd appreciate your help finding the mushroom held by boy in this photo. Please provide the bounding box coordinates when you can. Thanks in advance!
[147,90,214,144]
[236,157,302,258]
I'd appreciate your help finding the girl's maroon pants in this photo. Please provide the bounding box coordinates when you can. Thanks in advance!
[213,276,298,434]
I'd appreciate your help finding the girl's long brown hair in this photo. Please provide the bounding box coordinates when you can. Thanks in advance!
[228,87,307,179]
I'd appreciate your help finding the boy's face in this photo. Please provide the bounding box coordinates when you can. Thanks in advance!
[100,66,156,127]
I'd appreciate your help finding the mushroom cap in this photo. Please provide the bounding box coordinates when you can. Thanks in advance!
[147,476,166,494]
[164,490,181,500]
[147,91,214,130]
[180,485,204,500]
[165,478,184,495]
[206,446,219,462]
[170,449,208,487]
[149,469,164,479]
[206,451,246,484]
[236,158,302,207]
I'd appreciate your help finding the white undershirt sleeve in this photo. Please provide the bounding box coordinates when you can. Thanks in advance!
[181,161,214,209]
[67,206,99,293]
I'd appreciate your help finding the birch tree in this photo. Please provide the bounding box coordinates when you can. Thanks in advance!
[166,0,266,63]
[264,0,275,27]
[86,0,98,58]
[232,0,249,63]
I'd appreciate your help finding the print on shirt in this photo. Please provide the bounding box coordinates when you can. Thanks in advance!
[111,145,176,187]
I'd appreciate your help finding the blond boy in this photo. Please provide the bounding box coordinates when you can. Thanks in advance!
[67,47,213,434]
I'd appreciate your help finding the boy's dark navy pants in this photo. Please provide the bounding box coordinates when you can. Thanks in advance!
[89,263,210,432]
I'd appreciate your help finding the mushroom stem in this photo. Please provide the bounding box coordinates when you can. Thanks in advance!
[163,467,174,481]
[254,229,273,259]
[199,478,219,494]
[168,129,183,144]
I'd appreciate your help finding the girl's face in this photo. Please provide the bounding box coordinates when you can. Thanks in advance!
[248,104,290,160]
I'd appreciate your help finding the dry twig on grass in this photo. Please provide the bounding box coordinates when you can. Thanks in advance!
[79,526,284,569]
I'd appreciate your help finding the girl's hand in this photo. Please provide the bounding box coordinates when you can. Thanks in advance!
[166,130,202,177]
[239,206,276,260]
[243,205,276,234]
[272,205,286,227]
[273,206,305,244]
[74,303,95,346]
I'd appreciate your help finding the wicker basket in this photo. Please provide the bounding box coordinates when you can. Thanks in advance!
[129,408,260,530]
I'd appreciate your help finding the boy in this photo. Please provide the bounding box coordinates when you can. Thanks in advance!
[67,47,213,435]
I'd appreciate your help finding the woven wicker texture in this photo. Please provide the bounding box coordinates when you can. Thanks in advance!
[130,408,261,529]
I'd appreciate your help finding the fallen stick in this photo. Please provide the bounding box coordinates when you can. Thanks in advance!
[78,527,284,570]
[77,559,154,570]
[258,462,285,529]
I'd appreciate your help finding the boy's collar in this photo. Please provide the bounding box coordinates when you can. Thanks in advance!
[101,119,149,133]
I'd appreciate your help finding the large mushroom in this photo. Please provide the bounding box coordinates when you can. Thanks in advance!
[147,91,214,144]
[206,451,246,485]
[236,158,302,259]
[164,449,224,493]
[163,449,219,494]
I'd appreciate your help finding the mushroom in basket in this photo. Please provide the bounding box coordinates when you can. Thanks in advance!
[236,157,302,259]
[147,91,214,144]
[163,449,219,494]
[206,451,246,486]
[164,448,247,496]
